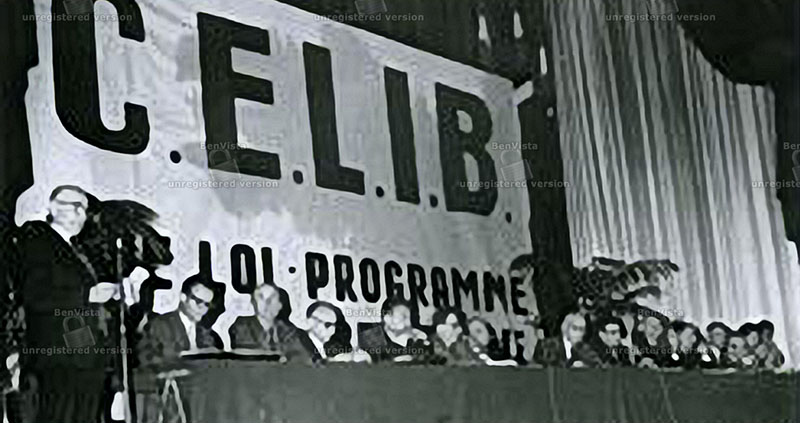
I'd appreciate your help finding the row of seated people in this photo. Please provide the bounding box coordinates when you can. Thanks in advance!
[135,279,516,368]
[135,278,785,369]
[535,311,785,370]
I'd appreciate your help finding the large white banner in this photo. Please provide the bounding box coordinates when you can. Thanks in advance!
[18,0,536,348]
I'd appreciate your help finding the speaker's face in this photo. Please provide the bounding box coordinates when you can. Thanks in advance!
[49,190,88,234]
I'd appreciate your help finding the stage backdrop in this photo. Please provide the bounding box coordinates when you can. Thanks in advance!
[16,0,541,349]
[548,0,800,366]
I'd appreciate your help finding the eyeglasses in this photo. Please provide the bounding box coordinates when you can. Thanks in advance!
[53,199,87,211]
[187,292,211,307]
[310,315,335,329]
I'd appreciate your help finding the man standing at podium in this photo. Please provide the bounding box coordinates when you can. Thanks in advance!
[16,185,118,423]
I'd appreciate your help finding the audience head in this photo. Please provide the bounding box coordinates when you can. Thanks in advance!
[466,316,495,348]
[638,310,668,342]
[706,322,732,349]
[432,309,467,344]
[509,254,535,280]
[251,283,291,322]
[738,323,760,348]
[666,327,678,350]
[756,320,774,342]
[306,302,351,349]
[671,321,702,351]
[727,332,746,361]
[306,301,339,343]
[380,297,416,333]
[560,313,586,345]
[596,316,626,347]
[47,185,89,235]
[180,276,215,323]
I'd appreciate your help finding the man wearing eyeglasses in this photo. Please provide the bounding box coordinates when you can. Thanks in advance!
[13,185,112,423]
[137,276,223,368]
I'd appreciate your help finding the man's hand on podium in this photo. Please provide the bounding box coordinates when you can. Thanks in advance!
[3,352,19,393]
[123,266,149,306]
[88,266,149,305]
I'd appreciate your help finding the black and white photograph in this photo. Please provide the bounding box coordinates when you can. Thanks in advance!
[0,0,799,422]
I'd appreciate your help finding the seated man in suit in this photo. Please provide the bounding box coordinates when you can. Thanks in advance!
[358,297,431,363]
[137,276,223,368]
[705,321,732,367]
[228,283,312,362]
[534,312,589,367]
[669,321,709,369]
[592,316,632,367]
[755,320,784,369]
[631,310,671,367]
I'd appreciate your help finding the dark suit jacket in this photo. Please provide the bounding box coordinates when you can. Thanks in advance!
[534,337,600,368]
[17,221,105,373]
[429,335,472,366]
[592,341,632,368]
[229,316,313,362]
[137,310,223,368]
[358,323,432,363]
[533,337,568,367]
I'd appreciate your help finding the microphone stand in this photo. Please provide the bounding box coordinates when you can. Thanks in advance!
[116,238,132,423]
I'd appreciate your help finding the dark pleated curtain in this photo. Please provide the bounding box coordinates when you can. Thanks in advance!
[547,0,800,366]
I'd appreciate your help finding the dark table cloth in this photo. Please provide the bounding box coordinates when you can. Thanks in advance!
[131,361,798,423]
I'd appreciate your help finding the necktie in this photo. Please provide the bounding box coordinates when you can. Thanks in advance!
[268,327,277,350]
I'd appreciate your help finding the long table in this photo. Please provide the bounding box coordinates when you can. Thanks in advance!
[133,361,798,423]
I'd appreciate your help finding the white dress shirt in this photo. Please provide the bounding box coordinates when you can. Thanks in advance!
[563,337,573,361]
[308,333,327,359]
[178,311,198,350]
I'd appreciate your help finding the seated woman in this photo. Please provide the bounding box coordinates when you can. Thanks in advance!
[631,311,670,367]
[737,323,764,369]
[357,297,432,363]
[755,320,784,369]
[428,309,472,366]
[726,331,756,369]
[229,283,311,362]
[465,317,517,366]
[705,321,732,367]
[305,301,366,363]
[668,321,712,369]
[534,312,589,368]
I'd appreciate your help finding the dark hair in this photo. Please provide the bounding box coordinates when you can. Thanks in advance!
[738,322,759,335]
[181,275,214,297]
[49,185,87,202]
[465,316,504,357]
[756,320,774,336]
[706,321,732,334]
[306,301,353,356]
[46,185,91,224]
[671,321,704,348]
[379,296,422,328]
[509,254,535,274]
[431,308,468,335]
[180,275,224,328]
[252,283,292,321]
[596,316,627,339]
[380,296,411,316]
